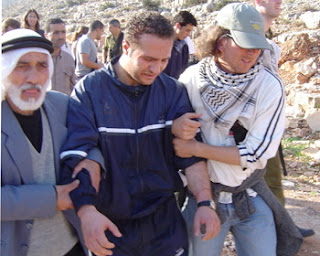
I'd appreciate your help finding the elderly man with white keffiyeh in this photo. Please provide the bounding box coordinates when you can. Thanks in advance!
[171,3,302,256]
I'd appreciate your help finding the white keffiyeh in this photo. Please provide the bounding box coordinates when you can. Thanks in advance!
[198,56,263,134]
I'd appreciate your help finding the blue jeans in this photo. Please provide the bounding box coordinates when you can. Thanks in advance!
[182,195,276,256]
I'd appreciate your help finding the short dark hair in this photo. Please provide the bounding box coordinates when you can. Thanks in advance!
[125,12,174,46]
[109,19,120,27]
[173,11,197,27]
[90,20,104,32]
[46,18,65,33]
[195,26,229,60]
[2,18,21,32]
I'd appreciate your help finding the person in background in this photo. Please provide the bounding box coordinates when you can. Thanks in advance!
[22,9,45,37]
[60,11,220,256]
[252,0,315,238]
[45,18,76,95]
[173,3,302,256]
[2,18,21,34]
[74,20,104,81]
[71,25,89,59]
[102,19,124,63]
[184,36,195,56]
[163,11,197,79]
[184,35,198,66]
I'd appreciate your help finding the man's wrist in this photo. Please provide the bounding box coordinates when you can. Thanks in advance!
[195,187,212,202]
[77,205,96,218]
[194,140,202,157]
[197,200,216,211]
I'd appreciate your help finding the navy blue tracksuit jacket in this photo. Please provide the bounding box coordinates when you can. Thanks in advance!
[60,61,203,221]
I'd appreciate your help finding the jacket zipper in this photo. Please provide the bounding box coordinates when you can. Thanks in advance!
[134,90,144,193]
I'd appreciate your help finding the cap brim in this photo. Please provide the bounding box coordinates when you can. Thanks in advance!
[231,30,271,50]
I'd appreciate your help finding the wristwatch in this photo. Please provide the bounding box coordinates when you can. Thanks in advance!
[197,200,216,211]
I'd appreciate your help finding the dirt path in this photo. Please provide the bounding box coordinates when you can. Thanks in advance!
[284,181,320,255]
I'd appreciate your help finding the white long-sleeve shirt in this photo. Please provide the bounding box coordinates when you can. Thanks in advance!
[180,63,285,188]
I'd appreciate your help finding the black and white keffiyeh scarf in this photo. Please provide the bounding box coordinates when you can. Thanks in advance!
[198,56,263,134]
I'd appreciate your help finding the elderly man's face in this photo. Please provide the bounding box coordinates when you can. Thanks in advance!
[5,52,50,115]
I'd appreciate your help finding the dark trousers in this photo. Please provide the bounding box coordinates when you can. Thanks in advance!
[104,196,188,256]
[264,151,285,205]
[64,242,86,256]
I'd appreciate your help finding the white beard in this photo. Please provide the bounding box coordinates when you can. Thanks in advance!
[3,79,49,112]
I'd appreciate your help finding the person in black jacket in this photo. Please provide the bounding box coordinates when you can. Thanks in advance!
[163,11,197,79]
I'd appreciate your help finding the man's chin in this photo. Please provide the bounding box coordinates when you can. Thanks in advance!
[13,98,45,112]
[140,76,157,85]
[7,91,46,113]
[3,81,49,112]
[141,82,154,86]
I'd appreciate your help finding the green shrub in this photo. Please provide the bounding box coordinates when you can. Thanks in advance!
[66,0,79,7]
[142,0,160,10]
[99,1,116,11]
[183,0,206,8]
[213,0,238,11]
[282,137,313,162]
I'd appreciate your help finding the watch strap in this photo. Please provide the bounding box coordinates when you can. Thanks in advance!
[197,200,216,210]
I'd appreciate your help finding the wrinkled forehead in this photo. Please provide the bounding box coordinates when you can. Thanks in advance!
[2,47,54,85]
[48,23,66,32]
[17,51,48,63]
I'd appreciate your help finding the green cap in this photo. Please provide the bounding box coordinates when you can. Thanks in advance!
[217,3,270,50]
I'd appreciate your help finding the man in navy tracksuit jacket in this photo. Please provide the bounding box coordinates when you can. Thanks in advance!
[60,12,220,256]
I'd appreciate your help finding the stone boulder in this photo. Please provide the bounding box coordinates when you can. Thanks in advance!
[300,11,320,29]
[306,109,320,132]
[279,33,312,65]
[203,0,215,13]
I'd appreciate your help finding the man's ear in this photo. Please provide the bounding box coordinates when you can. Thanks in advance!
[174,23,181,31]
[122,40,130,54]
[217,36,228,52]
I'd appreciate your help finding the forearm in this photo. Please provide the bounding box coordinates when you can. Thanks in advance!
[194,141,241,166]
[1,185,56,220]
[81,58,102,69]
[185,160,212,202]
[77,204,96,217]
[86,147,105,174]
